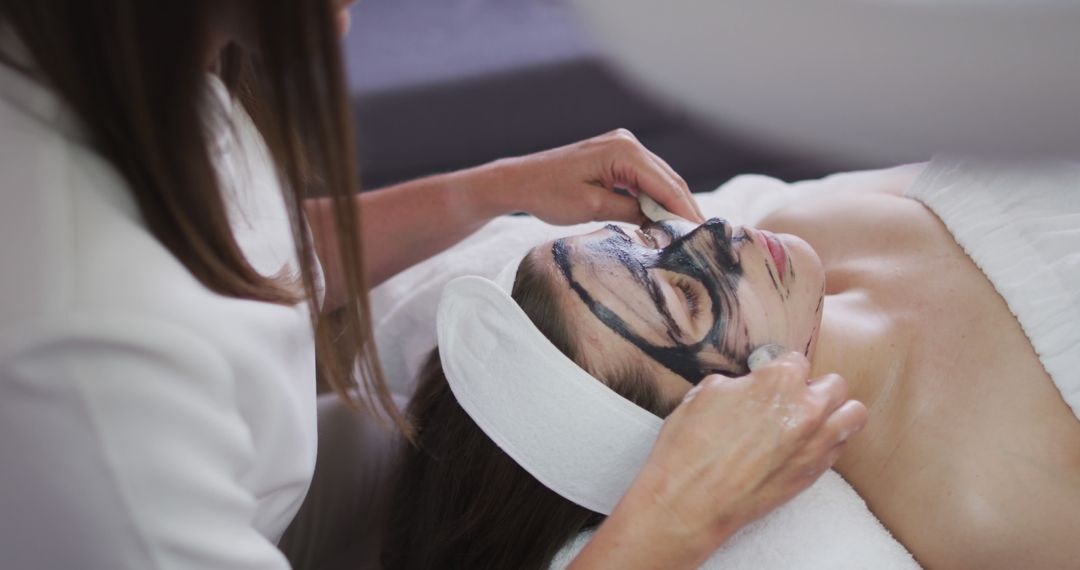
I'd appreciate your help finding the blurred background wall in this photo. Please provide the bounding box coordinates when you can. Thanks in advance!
[342,0,854,193]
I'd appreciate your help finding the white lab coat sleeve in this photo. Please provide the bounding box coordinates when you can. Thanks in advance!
[0,312,292,569]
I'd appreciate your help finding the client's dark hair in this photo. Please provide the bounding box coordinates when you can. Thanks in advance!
[381,252,678,570]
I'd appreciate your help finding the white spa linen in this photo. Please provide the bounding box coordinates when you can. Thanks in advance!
[550,469,914,570]
[906,160,1080,423]
[438,276,663,516]
[371,165,923,568]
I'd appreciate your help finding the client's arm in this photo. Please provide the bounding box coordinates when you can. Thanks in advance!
[306,129,704,310]
[570,354,867,569]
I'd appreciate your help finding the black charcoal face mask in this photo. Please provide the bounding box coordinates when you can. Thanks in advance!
[553,218,753,383]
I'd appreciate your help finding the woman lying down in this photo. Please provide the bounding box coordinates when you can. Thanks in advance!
[381,161,1080,569]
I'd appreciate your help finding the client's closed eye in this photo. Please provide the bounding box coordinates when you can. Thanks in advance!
[635,228,661,249]
[636,223,679,249]
[674,278,702,319]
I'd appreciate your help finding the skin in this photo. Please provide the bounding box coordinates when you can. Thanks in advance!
[545,165,1080,569]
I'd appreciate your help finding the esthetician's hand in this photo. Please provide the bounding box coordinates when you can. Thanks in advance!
[570,353,868,570]
[491,129,706,225]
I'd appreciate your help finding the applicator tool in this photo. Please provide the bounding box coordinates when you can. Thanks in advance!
[638,193,683,223]
[748,343,788,372]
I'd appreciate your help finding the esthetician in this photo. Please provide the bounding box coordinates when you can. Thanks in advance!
[0,1,867,568]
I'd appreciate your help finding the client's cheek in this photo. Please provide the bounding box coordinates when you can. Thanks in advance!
[733,282,779,340]
[783,251,826,356]
[788,290,825,357]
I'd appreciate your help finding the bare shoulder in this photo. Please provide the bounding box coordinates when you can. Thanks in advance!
[758,189,944,272]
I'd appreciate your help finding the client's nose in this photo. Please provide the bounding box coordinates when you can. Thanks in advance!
[692,218,734,247]
[655,217,741,283]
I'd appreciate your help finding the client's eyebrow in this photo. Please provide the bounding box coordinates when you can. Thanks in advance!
[571,233,684,341]
[553,238,710,382]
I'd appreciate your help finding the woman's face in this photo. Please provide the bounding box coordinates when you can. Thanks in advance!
[538,217,825,392]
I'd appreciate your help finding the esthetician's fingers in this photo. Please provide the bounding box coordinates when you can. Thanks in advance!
[591,129,704,224]
[802,368,866,448]
[788,399,866,485]
[751,351,813,394]
[615,353,833,556]
[641,148,705,222]
[807,373,850,417]
[577,184,647,226]
[504,128,700,226]
[565,129,699,224]
[820,399,869,447]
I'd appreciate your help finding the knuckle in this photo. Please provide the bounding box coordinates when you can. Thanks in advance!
[796,451,827,479]
[793,412,823,439]
[610,127,637,141]
[821,372,844,384]
[606,128,642,152]
[586,196,606,219]
[689,375,736,402]
[699,375,728,392]
[820,373,849,399]
[766,359,807,382]
[792,401,828,434]
[806,393,830,418]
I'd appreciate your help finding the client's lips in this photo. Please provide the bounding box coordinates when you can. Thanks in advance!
[759,230,787,283]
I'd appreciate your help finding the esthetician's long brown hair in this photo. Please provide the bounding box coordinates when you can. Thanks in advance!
[0,0,402,427]
[382,253,679,570]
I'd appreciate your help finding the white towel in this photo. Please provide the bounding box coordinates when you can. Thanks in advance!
[906,159,1080,423]
[550,470,915,570]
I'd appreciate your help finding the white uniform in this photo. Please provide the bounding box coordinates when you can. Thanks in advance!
[0,56,319,567]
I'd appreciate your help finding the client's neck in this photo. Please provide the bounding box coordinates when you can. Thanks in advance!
[808,291,909,413]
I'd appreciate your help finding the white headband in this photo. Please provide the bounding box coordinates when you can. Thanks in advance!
[436,273,662,515]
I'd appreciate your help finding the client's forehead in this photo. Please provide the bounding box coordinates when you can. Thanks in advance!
[533,237,700,400]
[549,226,652,280]
[541,234,684,349]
